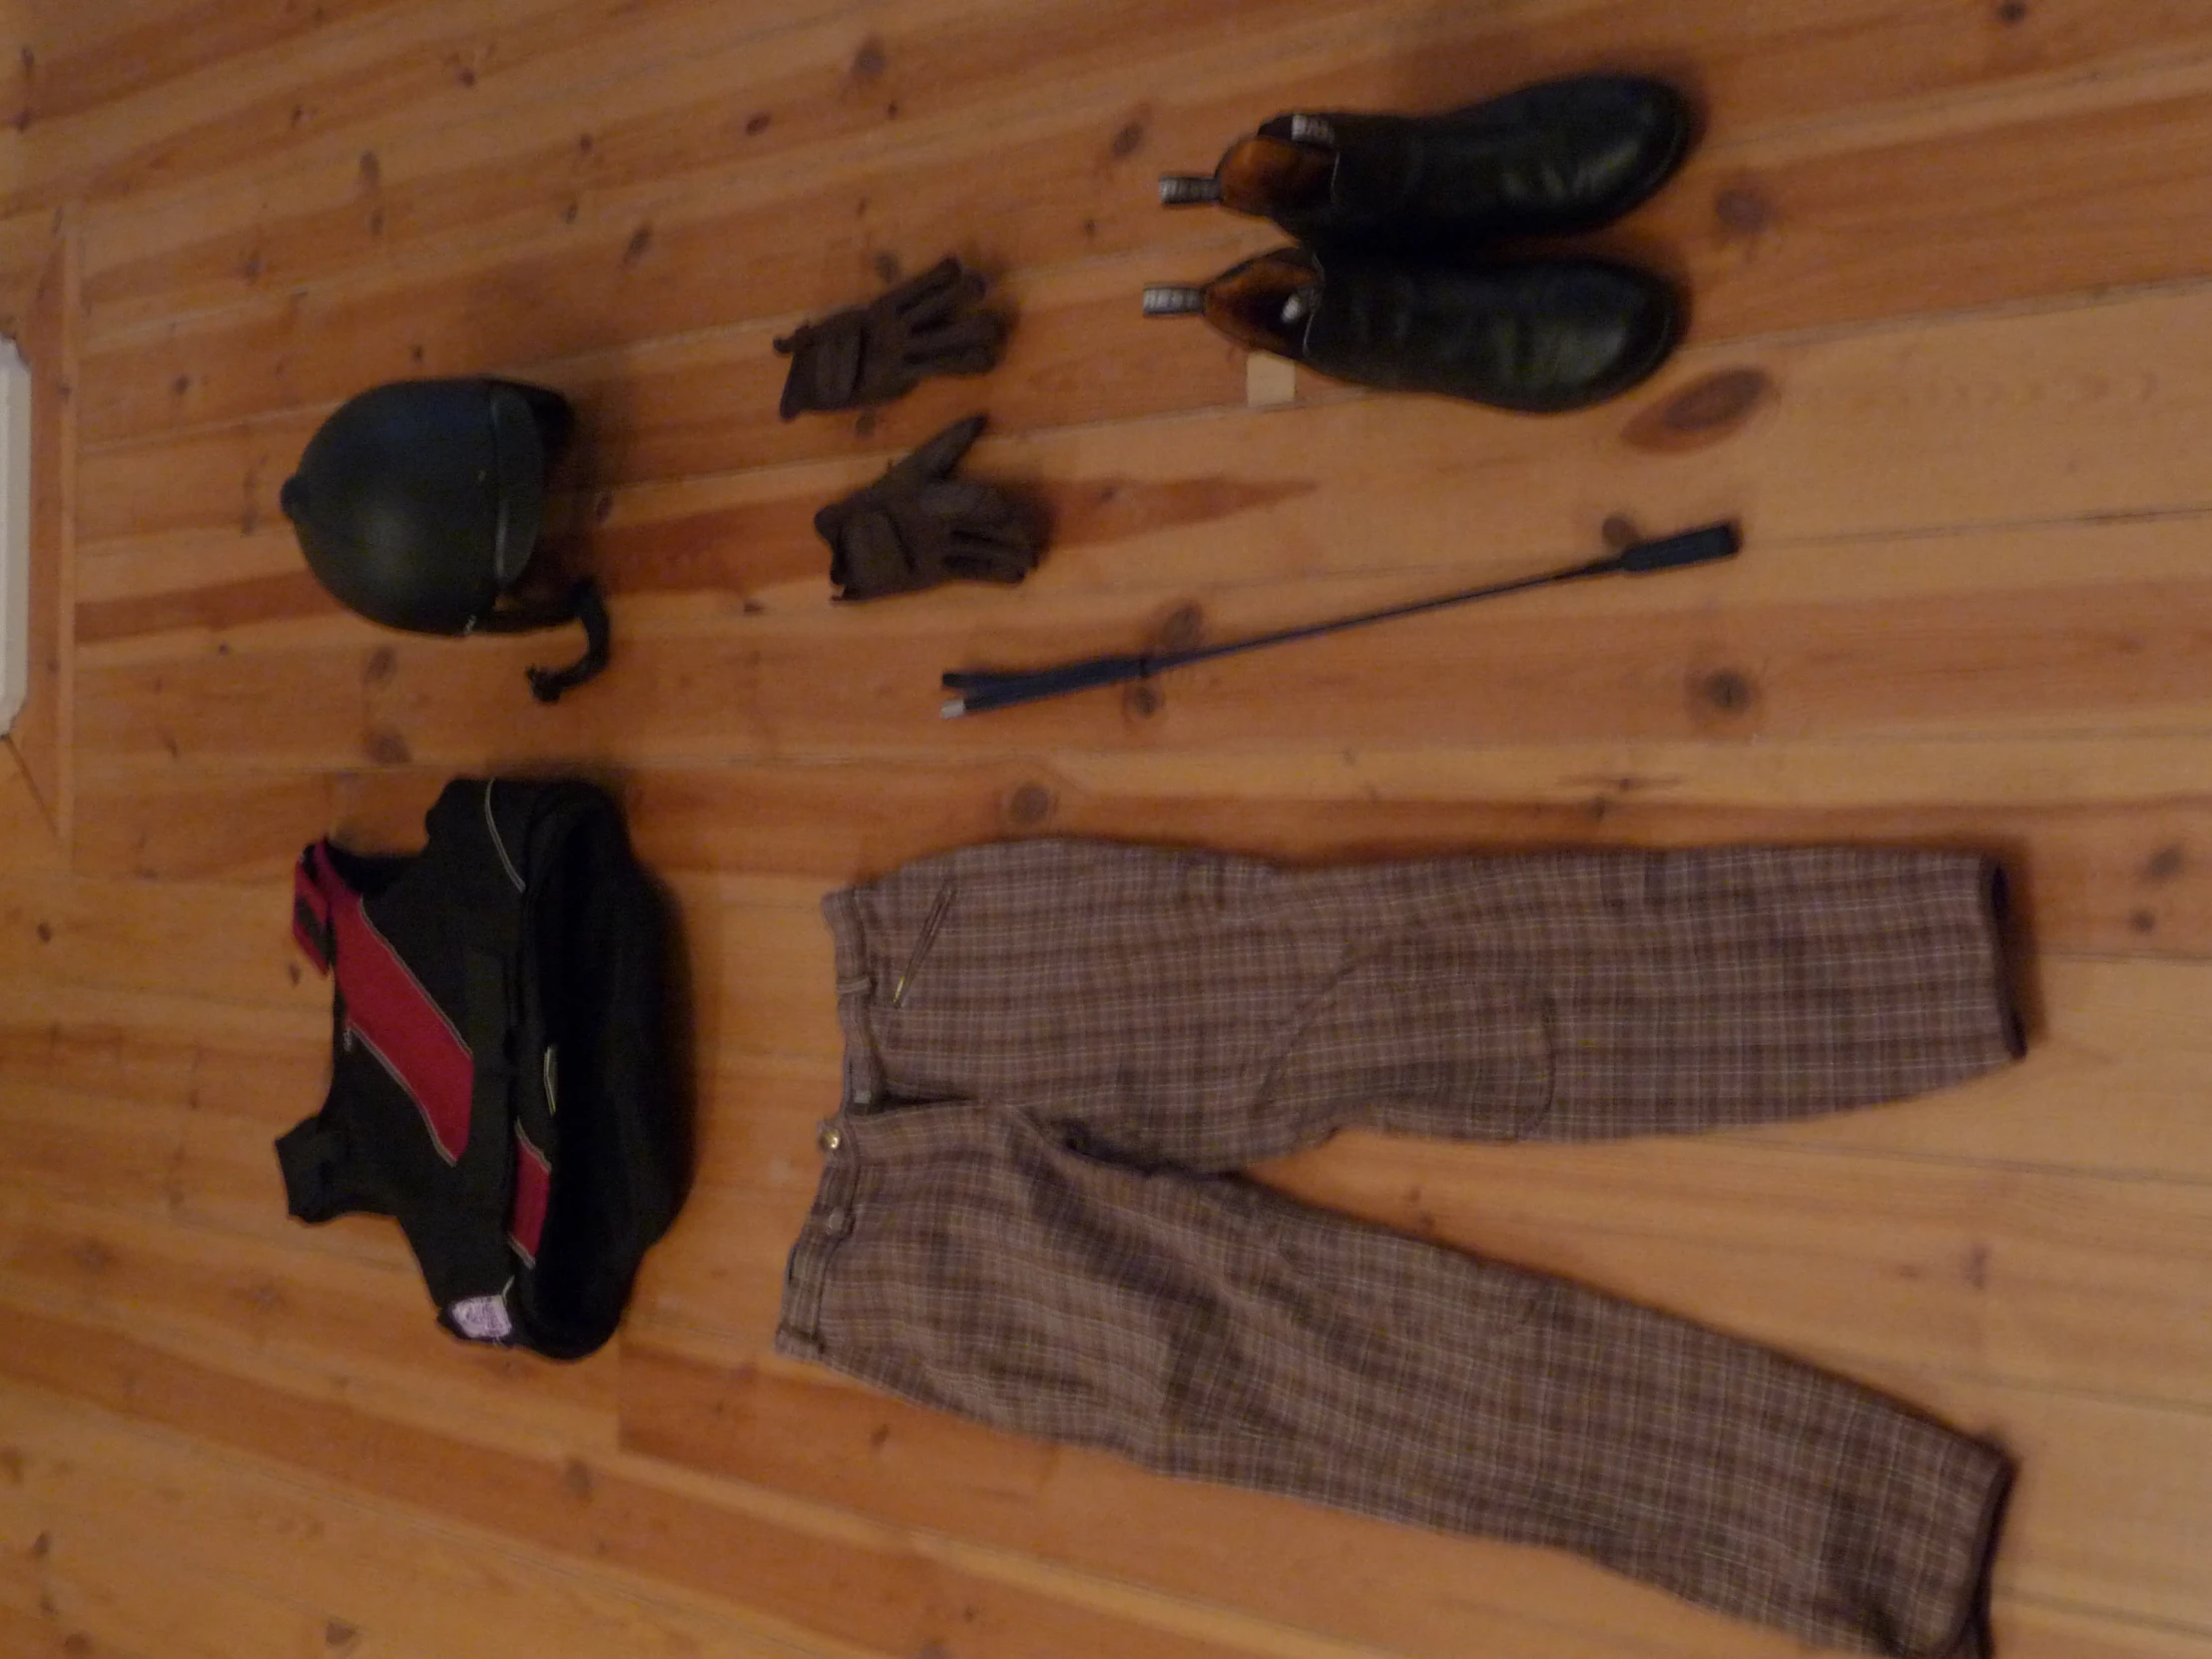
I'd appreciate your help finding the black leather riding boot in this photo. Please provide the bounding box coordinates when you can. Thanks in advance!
[1143,247,1683,413]
[1159,75,1693,247]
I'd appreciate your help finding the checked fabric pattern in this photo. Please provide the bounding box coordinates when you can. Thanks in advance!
[779,840,2024,1658]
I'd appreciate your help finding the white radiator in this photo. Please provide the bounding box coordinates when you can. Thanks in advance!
[0,337,29,736]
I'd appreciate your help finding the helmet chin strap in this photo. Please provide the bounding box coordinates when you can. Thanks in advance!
[470,578,612,703]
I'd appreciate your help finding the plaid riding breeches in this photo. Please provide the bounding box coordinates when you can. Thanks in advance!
[777,839,2024,1658]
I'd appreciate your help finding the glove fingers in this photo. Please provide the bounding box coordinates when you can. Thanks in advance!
[914,478,1025,531]
[947,525,1042,569]
[944,488,1044,569]
[906,312,1005,375]
[887,256,962,303]
[947,519,1040,559]
[941,537,1038,582]
[887,413,988,485]
[785,258,1004,416]
[891,259,979,324]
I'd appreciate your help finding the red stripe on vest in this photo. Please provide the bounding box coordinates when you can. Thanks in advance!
[295,842,546,1260]
[299,849,473,1165]
[511,1128,551,1263]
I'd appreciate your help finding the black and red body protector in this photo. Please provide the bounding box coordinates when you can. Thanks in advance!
[276,778,684,1358]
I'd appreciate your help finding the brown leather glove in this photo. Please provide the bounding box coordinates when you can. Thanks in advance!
[815,415,1043,600]
[776,258,1005,419]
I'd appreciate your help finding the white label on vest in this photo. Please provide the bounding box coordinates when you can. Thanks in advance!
[449,1294,514,1343]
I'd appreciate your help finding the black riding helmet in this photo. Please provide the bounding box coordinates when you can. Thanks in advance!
[279,378,610,702]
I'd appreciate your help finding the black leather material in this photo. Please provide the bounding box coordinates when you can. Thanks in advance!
[1241,75,1691,245]
[1214,248,1684,413]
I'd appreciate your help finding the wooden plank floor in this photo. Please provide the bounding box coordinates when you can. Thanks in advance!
[4,1,2211,1654]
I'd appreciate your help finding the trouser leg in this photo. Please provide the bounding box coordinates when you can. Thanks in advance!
[826,838,2021,1168]
[779,1104,2008,1659]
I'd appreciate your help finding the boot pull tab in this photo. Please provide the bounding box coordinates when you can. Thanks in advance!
[1158,175,1222,207]
[1141,285,1209,317]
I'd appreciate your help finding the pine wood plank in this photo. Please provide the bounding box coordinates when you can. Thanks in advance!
[0,0,734,217]
[0,873,323,1009]
[0,1077,412,1279]
[0,1382,857,1659]
[0,1607,154,1659]
[2002,1607,2212,1659]
[619,1329,2212,1652]
[34,1528,776,1659]
[59,729,2212,846]
[59,743,2212,958]
[67,536,2212,776]
[0,1069,288,1218]
[0,206,55,333]
[0,751,62,874]
[29,1543,365,1659]
[0,1305,1370,1659]
[1,0,243,87]
[44,0,982,225]
[73,0,1343,334]
[0,1484,48,1607]
[71,766,419,880]
[73,277,2212,649]
[85,0,2212,341]
[0,975,327,1115]
[71,41,2212,445]
[77,407,327,548]
[3,0,422,136]
[619,759,2212,962]
[0,1184,621,1456]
